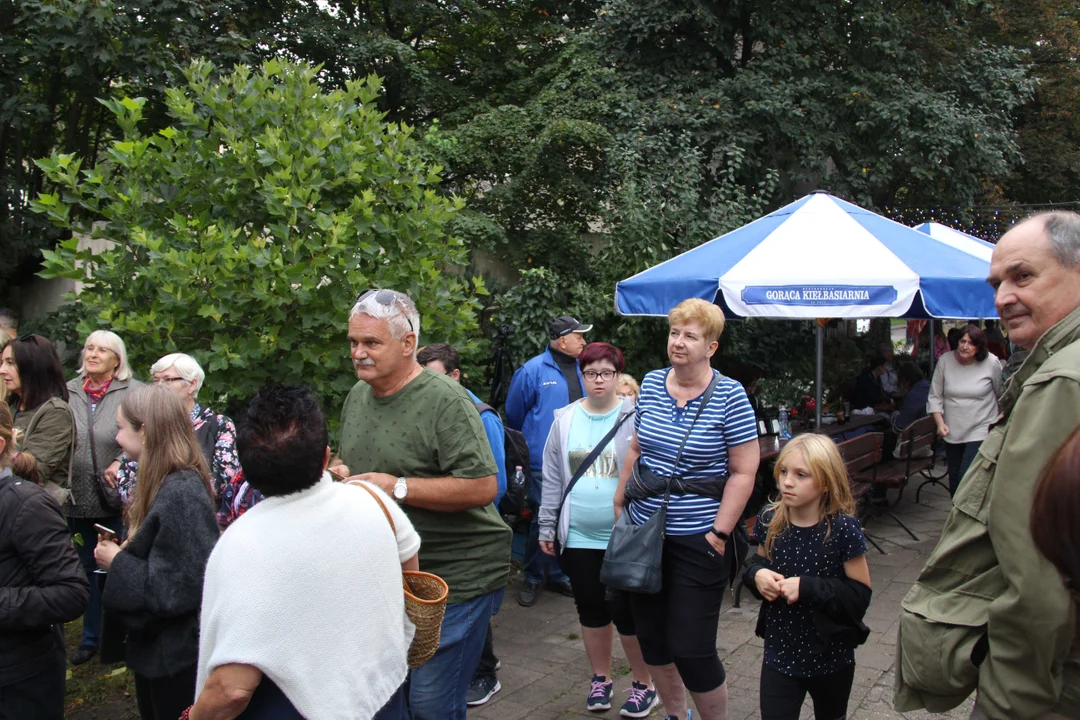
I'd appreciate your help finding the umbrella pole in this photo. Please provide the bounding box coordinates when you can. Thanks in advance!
[815,322,824,429]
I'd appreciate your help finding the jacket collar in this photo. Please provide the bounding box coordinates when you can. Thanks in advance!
[1001,305,1080,414]
[73,375,130,398]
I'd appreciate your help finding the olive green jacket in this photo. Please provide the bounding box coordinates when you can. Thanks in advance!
[10,396,75,505]
[895,306,1080,719]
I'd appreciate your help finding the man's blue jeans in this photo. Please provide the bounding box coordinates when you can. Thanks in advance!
[523,505,569,586]
[408,587,504,720]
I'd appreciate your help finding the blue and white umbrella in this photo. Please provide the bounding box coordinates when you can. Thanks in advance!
[614,192,999,425]
[615,192,997,320]
[911,221,995,264]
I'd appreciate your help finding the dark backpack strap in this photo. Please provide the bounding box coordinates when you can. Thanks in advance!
[474,401,496,416]
[664,371,722,503]
[560,410,633,506]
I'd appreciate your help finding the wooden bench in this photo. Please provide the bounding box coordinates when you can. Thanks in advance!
[850,415,938,546]
[837,432,885,553]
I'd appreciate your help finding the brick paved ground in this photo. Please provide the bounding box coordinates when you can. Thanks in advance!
[471,481,974,720]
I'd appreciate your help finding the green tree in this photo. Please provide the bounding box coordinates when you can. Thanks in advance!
[32,60,484,419]
[1,0,284,291]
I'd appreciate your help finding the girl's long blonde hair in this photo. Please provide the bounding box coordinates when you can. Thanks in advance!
[763,434,856,560]
[123,385,212,536]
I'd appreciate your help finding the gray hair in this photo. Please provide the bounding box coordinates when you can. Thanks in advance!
[78,330,134,381]
[349,290,421,344]
[0,309,17,332]
[150,352,205,395]
[1033,211,1080,267]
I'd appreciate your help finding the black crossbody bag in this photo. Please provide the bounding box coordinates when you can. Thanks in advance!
[552,410,633,553]
[600,373,721,594]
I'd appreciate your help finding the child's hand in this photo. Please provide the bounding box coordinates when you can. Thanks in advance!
[778,576,801,604]
[755,569,786,602]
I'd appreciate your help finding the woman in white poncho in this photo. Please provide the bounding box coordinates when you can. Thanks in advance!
[188,384,419,720]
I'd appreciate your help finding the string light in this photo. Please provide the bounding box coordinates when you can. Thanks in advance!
[883,202,1080,242]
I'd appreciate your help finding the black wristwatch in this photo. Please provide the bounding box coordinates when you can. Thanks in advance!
[708,527,730,542]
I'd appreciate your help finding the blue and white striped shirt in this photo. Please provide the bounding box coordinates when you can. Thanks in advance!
[627,368,758,535]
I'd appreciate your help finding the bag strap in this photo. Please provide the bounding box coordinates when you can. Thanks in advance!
[560,409,633,506]
[664,371,722,503]
[85,399,101,479]
[355,481,396,534]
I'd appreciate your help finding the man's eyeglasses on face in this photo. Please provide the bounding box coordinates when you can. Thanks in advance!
[356,290,415,334]
[153,376,188,386]
[583,370,617,381]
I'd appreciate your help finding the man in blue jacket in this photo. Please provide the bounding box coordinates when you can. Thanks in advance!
[505,315,591,607]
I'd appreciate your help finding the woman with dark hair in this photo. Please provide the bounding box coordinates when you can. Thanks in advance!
[928,325,1003,495]
[191,384,420,720]
[0,335,74,504]
[94,385,219,720]
[538,342,657,716]
[1031,428,1080,610]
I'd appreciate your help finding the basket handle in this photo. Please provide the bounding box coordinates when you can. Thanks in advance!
[353,481,397,535]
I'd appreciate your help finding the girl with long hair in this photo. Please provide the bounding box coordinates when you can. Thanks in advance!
[746,434,872,720]
[93,385,219,720]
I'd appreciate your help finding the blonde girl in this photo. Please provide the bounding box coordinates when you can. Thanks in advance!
[93,385,219,720]
[745,434,871,720]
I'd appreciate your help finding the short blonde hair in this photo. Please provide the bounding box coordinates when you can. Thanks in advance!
[78,330,134,381]
[668,298,725,342]
[617,373,640,401]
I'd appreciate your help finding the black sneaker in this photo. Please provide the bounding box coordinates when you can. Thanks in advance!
[587,675,613,711]
[466,676,501,706]
[70,646,97,666]
[549,580,574,598]
[518,581,540,607]
[620,681,659,717]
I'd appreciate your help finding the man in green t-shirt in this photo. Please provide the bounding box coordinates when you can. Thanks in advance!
[328,289,511,720]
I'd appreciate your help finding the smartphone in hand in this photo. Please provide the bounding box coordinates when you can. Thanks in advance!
[93,523,118,540]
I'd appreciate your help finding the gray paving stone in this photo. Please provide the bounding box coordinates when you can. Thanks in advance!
[470,492,974,719]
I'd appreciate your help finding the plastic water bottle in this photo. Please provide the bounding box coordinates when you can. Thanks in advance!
[778,406,792,439]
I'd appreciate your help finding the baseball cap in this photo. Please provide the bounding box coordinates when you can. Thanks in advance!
[549,315,593,339]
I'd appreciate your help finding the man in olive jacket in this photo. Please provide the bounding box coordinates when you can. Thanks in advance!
[895,212,1080,719]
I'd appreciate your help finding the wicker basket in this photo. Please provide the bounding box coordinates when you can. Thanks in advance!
[403,570,449,668]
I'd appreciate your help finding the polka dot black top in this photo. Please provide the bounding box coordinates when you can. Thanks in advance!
[753,508,868,678]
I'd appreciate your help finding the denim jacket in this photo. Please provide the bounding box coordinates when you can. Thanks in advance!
[895,306,1080,719]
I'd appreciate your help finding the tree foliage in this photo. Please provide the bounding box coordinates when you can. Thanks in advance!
[32,60,483,418]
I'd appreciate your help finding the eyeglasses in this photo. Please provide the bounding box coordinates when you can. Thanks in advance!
[356,289,415,334]
[583,370,617,381]
[153,376,188,385]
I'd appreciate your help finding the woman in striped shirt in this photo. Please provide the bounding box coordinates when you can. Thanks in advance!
[614,299,760,720]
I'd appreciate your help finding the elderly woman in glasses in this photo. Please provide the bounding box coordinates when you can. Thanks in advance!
[116,353,239,505]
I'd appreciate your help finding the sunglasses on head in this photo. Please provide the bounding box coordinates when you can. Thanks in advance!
[356,290,415,334]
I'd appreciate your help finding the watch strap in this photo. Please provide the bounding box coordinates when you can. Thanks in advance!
[708,526,730,542]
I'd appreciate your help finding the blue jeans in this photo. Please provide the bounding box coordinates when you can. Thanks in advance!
[68,516,117,650]
[524,510,569,585]
[408,588,504,720]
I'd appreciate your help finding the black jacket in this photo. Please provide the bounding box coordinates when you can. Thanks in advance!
[0,467,90,686]
[744,551,872,652]
[103,468,219,678]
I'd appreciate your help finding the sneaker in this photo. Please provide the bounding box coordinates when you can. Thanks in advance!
[465,676,501,707]
[620,681,659,718]
[70,645,97,666]
[518,581,540,607]
[549,579,575,598]
[587,675,613,711]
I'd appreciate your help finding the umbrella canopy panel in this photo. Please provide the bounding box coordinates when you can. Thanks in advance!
[615,193,998,320]
[912,221,995,263]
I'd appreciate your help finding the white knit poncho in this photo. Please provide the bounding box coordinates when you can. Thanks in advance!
[195,474,421,719]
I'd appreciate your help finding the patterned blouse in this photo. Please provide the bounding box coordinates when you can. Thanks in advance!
[216,469,264,531]
[116,403,240,503]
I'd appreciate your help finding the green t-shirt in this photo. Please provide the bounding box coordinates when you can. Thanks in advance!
[338,368,511,604]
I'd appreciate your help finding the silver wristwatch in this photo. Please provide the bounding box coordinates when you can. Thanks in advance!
[392,476,408,503]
